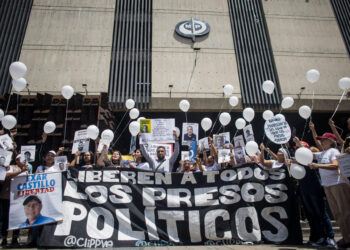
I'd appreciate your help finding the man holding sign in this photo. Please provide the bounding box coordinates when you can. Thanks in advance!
[140,130,179,172]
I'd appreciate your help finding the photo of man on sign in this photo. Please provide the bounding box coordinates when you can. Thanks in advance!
[19,196,55,228]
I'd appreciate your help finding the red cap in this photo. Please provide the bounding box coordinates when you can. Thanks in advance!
[316,132,337,142]
[294,141,309,149]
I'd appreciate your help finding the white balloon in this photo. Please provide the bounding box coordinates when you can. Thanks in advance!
[274,114,285,121]
[137,117,146,123]
[2,115,17,130]
[295,147,313,166]
[290,163,306,180]
[175,127,181,137]
[125,99,135,109]
[262,80,275,94]
[101,129,114,143]
[219,112,231,126]
[281,97,294,109]
[338,77,350,90]
[0,109,4,121]
[245,141,259,156]
[299,105,312,119]
[223,84,234,96]
[306,69,320,84]
[12,78,27,92]
[9,61,27,80]
[235,118,246,130]
[129,121,140,136]
[87,125,99,140]
[61,85,74,100]
[129,108,140,120]
[201,117,212,132]
[179,100,190,112]
[243,107,255,122]
[262,110,274,121]
[44,121,56,134]
[229,96,239,107]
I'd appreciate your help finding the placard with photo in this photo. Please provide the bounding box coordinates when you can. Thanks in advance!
[0,134,14,151]
[54,156,68,172]
[213,134,225,149]
[182,123,198,146]
[72,130,90,154]
[0,149,13,167]
[218,149,231,164]
[20,145,36,163]
[243,124,255,142]
[198,137,209,151]
[234,135,245,148]
[234,147,247,165]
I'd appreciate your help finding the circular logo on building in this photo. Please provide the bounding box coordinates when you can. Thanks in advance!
[175,18,210,39]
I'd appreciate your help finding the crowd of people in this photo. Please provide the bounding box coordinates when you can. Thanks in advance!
[0,117,350,248]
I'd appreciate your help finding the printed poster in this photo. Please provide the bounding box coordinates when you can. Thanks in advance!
[140,119,151,133]
[234,147,247,165]
[218,149,231,163]
[234,135,245,148]
[243,124,255,142]
[9,172,63,230]
[72,130,90,154]
[182,123,199,146]
[53,156,68,172]
[0,134,13,151]
[145,143,173,160]
[140,119,175,144]
[213,134,225,149]
[0,149,13,167]
[181,151,190,161]
[198,137,209,151]
[219,132,230,145]
[20,145,36,163]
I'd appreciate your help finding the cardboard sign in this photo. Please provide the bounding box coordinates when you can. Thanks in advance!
[264,117,291,144]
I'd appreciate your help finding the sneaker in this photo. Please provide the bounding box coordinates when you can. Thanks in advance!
[311,237,326,247]
[325,238,337,248]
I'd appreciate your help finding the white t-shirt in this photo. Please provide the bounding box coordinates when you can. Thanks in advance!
[315,148,344,186]
[271,160,284,169]
[205,162,220,171]
[36,165,59,173]
[135,162,151,171]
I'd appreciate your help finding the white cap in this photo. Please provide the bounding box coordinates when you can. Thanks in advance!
[48,150,56,156]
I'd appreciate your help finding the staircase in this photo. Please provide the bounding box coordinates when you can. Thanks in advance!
[301,220,342,242]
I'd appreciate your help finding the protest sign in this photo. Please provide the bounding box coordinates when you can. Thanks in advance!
[243,124,255,142]
[264,117,291,144]
[140,119,151,133]
[140,119,175,145]
[0,134,13,151]
[145,143,173,160]
[54,156,68,172]
[181,151,190,161]
[337,153,350,177]
[234,135,245,148]
[198,137,209,151]
[218,149,231,163]
[9,172,63,230]
[0,149,13,166]
[234,147,247,165]
[213,134,225,149]
[72,130,90,154]
[182,123,198,146]
[219,132,230,145]
[98,139,110,153]
[20,145,36,162]
[38,165,302,248]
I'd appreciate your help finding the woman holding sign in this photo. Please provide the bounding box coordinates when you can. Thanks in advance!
[128,149,150,171]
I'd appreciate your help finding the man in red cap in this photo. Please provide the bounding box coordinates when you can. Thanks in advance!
[309,132,350,248]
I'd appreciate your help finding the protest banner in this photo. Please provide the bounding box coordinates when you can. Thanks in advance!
[20,145,36,162]
[9,172,63,230]
[0,134,13,151]
[72,130,90,154]
[264,117,291,144]
[140,119,175,145]
[182,123,198,146]
[38,165,302,248]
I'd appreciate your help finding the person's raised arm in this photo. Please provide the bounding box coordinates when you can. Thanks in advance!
[169,131,180,171]
[209,137,218,163]
[309,159,338,171]
[139,133,153,167]
[309,121,323,150]
[5,165,29,180]
[266,147,278,160]
[328,119,344,146]
[259,143,273,168]
[96,145,108,167]
[69,151,80,167]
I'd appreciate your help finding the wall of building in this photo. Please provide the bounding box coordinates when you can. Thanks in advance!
[151,0,241,111]
[19,0,115,95]
[262,0,350,112]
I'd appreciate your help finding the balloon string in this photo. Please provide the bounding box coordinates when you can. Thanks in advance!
[209,97,226,135]
[113,109,128,134]
[63,99,69,143]
[16,94,19,121]
[111,119,131,148]
[5,94,11,113]
[215,125,223,135]
[310,89,315,121]
[185,111,188,124]
[230,130,238,144]
[300,118,309,141]
[330,90,346,120]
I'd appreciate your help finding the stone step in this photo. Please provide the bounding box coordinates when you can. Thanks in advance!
[300,220,338,228]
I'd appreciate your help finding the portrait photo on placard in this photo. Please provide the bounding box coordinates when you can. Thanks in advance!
[140,119,151,133]
[234,147,247,165]
[54,156,68,172]
[20,145,36,163]
[213,134,225,149]
[182,123,198,145]
[0,134,14,151]
[234,135,245,148]
[218,149,231,164]
[0,149,13,167]
[72,130,90,154]
[198,137,209,151]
